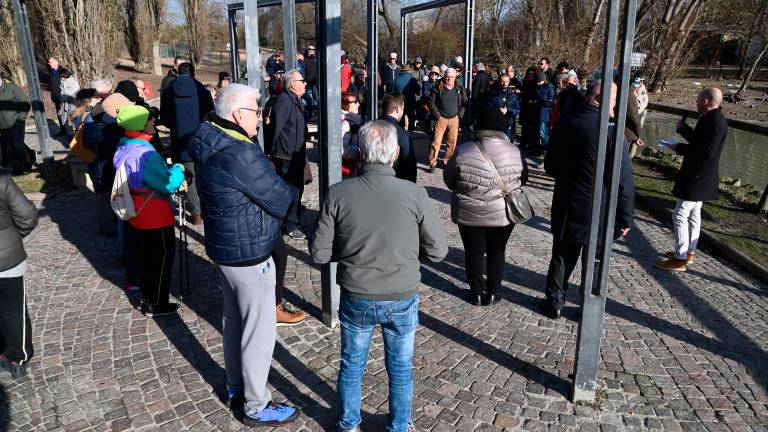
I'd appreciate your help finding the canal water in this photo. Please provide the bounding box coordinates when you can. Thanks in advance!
[641,111,768,187]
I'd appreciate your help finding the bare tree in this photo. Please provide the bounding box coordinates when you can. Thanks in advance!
[182,0,207,64]
[735,0,768,95]
[0,0,26,86]
[125,0,167,75]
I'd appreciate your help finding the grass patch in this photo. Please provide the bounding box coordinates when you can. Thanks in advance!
[632,151,768,268]
[13,160,75,195]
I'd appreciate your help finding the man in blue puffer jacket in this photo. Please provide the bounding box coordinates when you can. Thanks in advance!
[188,84,299,428]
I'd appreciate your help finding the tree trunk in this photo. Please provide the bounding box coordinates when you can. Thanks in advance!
[737,38,768,96]
[0,0,26,86]
[183,0,207,65]
[582,0,606,67]
[152,42,163,76]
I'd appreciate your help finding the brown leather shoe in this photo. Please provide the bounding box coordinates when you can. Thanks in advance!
[664,251,694,265]
[276,303,307,326]
[655,258,688,271]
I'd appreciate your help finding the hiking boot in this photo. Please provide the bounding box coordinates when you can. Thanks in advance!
[140,302,179,317]
[654,258,688,272]
[123,282,141,293]
[664,251,694,265]
[285,230,306,241]
[277,303,307,326]
[243,401,299,427]
[537,299,561,320]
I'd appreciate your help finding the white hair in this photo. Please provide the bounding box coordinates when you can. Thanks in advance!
[444,67,457,77]
[358,120,399,166]
[283,69,302,91]
[90,79,112,93]
[215,83,261,120]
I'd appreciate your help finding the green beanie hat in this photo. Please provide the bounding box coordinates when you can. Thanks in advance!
[116,104,150,132]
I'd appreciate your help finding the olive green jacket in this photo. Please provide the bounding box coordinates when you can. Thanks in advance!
[0,81,30,130]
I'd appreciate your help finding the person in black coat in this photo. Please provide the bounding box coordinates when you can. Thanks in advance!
[539,80,635,319]
[160,62,214,224]
[655,87,727,271]
[268,70,309,240]
[381,93,417,183]
[0,169,38,378]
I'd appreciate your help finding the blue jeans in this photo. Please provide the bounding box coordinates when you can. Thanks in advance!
[337,294,419,432]
[539,121,550,147]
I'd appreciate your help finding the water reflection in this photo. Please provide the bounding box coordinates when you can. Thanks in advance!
[642,111,768,187]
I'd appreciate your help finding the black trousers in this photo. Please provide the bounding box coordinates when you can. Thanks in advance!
[0,276,34,364]
[544,238,585,309]
[273,157,304,233]
[125,224,176,305]
[458,224,514,296]
[181,161,201,216]
[272,234,287,306]
[0,122,31,172]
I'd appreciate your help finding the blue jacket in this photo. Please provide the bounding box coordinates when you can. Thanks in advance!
[394,72,420,108]
[189,116,295,266]
[489,88,521,119]
[160,75,214,161]
[382,115,417,183]
[537,82,555,123]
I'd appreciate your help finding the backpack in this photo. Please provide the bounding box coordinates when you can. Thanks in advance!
[110,163,154,221]
[69,112,97,163]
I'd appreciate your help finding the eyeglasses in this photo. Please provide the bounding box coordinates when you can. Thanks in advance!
[308,47,315,50]
[296,79,306,84]
[238,107,261,116]
[538,62,546,65]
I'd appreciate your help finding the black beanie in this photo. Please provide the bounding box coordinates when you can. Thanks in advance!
[115,80,140,103]
[474,108,508,133]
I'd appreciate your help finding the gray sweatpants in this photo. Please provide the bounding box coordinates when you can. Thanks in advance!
[218,258,276,412]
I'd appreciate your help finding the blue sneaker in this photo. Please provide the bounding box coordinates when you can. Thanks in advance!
[243,401,299,427]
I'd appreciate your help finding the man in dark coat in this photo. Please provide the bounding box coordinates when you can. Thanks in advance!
[539,80,635,319]
[268,69,308,240]
[160,56,188,93]
[381,93,417,182]
[303,45,319,120]
[655,87,727,271]
[160,62,214,224]
[470,63,491,117]
[47,57,66,134]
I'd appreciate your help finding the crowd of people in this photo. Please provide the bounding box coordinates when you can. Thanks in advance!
[0,42,729,432]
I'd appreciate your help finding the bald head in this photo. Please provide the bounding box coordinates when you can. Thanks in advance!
[697,87,722,113]
[585,80,619,118]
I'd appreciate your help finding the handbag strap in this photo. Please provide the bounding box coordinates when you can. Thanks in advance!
[475,140,509,197]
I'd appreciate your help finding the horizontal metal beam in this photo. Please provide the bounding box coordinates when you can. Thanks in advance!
[401,0,464,16]
[227,0,313,12]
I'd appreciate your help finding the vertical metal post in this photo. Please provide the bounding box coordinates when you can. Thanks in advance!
[463,0,475,93]
[318,0,342,328]
[11,0,53,162]
[228,9,240,83]
[282,0,298,70]
[400,15,407,63]
[572,0,637,402]
[366,0,379,121]
[244,0,265,148]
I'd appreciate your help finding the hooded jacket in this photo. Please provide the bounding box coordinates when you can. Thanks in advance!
[444,129,528,227]
[160,75,214,161]
[0,170,38,272]
[0,81,30,130]
[189,115,295,266]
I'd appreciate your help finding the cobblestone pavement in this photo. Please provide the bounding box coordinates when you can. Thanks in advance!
[2,148,767,431]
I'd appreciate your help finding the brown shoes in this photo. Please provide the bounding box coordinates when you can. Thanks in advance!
[664,251,694,265]
[654,258,688,271]
[276,302,307,326]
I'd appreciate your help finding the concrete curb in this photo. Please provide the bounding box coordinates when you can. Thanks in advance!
[634,192,768,285]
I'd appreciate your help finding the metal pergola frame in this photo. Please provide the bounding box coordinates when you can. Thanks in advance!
[400,0,475,95]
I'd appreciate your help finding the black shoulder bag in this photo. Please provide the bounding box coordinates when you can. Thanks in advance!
[475,141,534,224]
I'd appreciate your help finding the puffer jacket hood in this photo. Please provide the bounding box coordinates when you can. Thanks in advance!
[167,75,197,98]
[443,130,528,227]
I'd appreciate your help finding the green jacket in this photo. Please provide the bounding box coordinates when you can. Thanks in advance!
[0,81,30,130]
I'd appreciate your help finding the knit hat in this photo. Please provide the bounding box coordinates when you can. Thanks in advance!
[115,80,140,103]
[474,108,507,132]
[116,105,150,132]
[400,63,412,72]
[476,62,486,71]
[415,57,423,63]
[537,72,547,83]
[218,71,231,82]
[101,93,134,118]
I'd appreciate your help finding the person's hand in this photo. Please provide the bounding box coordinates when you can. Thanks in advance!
[178,180,188,192]
[500,106,508,115]
[619,227,630,237]
[636,138,645,147]
[175,163,185,173]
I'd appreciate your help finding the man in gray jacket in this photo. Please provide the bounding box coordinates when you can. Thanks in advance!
[311,120,448,432]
